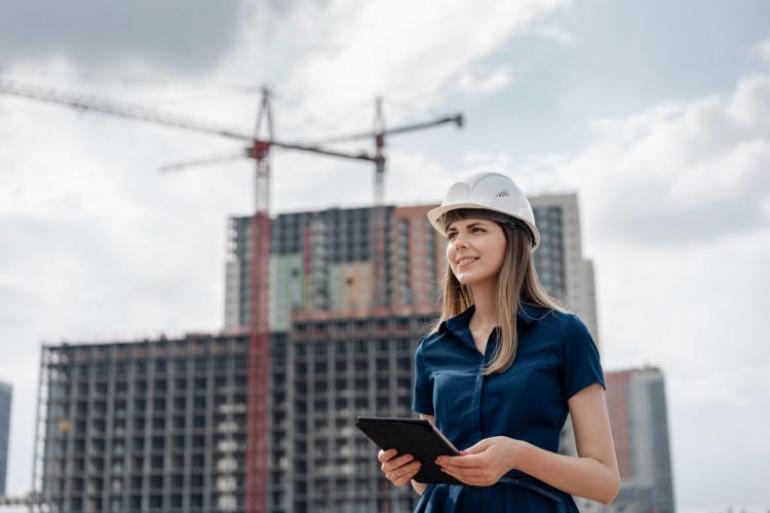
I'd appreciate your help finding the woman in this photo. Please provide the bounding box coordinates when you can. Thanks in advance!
[377,171,620,512]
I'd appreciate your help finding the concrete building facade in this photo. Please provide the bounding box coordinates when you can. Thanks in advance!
[584,367,676,513]
[35,336,256,513]
[283,310,434,513]
[36,318,431,513]
[530,194,599,342]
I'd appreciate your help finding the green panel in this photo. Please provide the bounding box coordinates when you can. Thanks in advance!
[269,253,304,332]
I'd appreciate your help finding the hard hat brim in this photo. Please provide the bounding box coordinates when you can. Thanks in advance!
[427,203,541,251]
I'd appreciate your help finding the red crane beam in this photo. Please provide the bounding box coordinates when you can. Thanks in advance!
[0,77,376,163]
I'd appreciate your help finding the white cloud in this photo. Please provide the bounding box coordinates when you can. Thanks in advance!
[520,18,573,45]
[454,66,515,95]
[532,24,573,45]
[522,73,770,249]
[287,0,569,132]
[747,36,770,63]
[460,150,516,172]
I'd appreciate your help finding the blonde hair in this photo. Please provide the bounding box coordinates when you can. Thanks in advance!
[430,209,566,375]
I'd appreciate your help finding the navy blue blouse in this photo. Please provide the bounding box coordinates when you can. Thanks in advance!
[411,302,606,513]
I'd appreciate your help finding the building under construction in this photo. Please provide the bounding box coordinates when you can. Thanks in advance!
[35,320,430,513]
[35,196,600,513]
[225,197,598,339]
[36,334,253,513]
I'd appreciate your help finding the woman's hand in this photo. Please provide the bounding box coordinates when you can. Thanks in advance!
[435,436,523,487]
[378,448,423,487]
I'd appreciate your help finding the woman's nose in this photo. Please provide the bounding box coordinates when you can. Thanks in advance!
[451,234,469,248]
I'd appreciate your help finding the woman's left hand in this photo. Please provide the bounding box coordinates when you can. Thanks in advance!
[435,436,523,487]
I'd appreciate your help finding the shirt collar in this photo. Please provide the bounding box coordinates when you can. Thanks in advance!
[438,302,544,337]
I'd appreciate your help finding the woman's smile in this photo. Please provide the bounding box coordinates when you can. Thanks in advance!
[457,256,479,268]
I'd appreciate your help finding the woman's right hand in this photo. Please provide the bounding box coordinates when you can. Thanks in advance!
[377,448,422,487]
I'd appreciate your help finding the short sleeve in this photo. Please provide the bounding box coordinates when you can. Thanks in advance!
[412,340,434,415]
[561,315,606,400]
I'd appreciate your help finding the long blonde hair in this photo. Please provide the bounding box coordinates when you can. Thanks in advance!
[430,209,565,375]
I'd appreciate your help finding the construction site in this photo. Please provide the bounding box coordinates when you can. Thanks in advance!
[2,79,599,513]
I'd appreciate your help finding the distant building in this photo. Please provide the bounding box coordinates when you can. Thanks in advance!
[0,381,11,496]
[529,194,599,341]
[582,367,676,513]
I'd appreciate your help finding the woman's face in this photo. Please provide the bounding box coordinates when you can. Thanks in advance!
[446,217,507,287]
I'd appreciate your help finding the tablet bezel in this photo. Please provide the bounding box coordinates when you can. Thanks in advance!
[355,416,462,485]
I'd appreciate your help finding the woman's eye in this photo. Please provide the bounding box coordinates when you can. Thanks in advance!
[447,228,483,240]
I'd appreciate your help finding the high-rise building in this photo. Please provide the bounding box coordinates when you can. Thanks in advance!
[582,367,676,513]
[530,194,599,342]
[0,381,12,496]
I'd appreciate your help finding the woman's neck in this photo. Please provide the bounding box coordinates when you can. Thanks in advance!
[469,279,498,328]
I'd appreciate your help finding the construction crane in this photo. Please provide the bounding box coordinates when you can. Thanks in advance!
[160,93,463,308]
[0,77,462,513]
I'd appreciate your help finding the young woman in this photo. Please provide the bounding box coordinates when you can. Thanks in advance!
[377,171,620,512]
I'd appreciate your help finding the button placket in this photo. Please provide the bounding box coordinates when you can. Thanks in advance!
[473,332,495,443]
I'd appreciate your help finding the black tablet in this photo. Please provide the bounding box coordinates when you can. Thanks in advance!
[355,416,462,485]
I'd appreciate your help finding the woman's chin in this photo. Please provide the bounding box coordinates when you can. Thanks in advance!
[455,272,492,287]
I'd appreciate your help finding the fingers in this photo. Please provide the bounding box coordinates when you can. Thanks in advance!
[436,454,483,469]
[377,450,423,487]
[381,453,415,473]
[377,448,397,463]
[385,459,422,486]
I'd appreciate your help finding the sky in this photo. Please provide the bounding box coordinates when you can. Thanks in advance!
[1,0,769,511]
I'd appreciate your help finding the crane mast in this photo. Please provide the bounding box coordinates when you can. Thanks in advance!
[246,88,272,513]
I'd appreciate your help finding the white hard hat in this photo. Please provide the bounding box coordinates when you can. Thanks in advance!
[427,171,541,250]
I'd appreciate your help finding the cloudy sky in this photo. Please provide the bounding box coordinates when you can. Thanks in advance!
[1,0,769,510]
